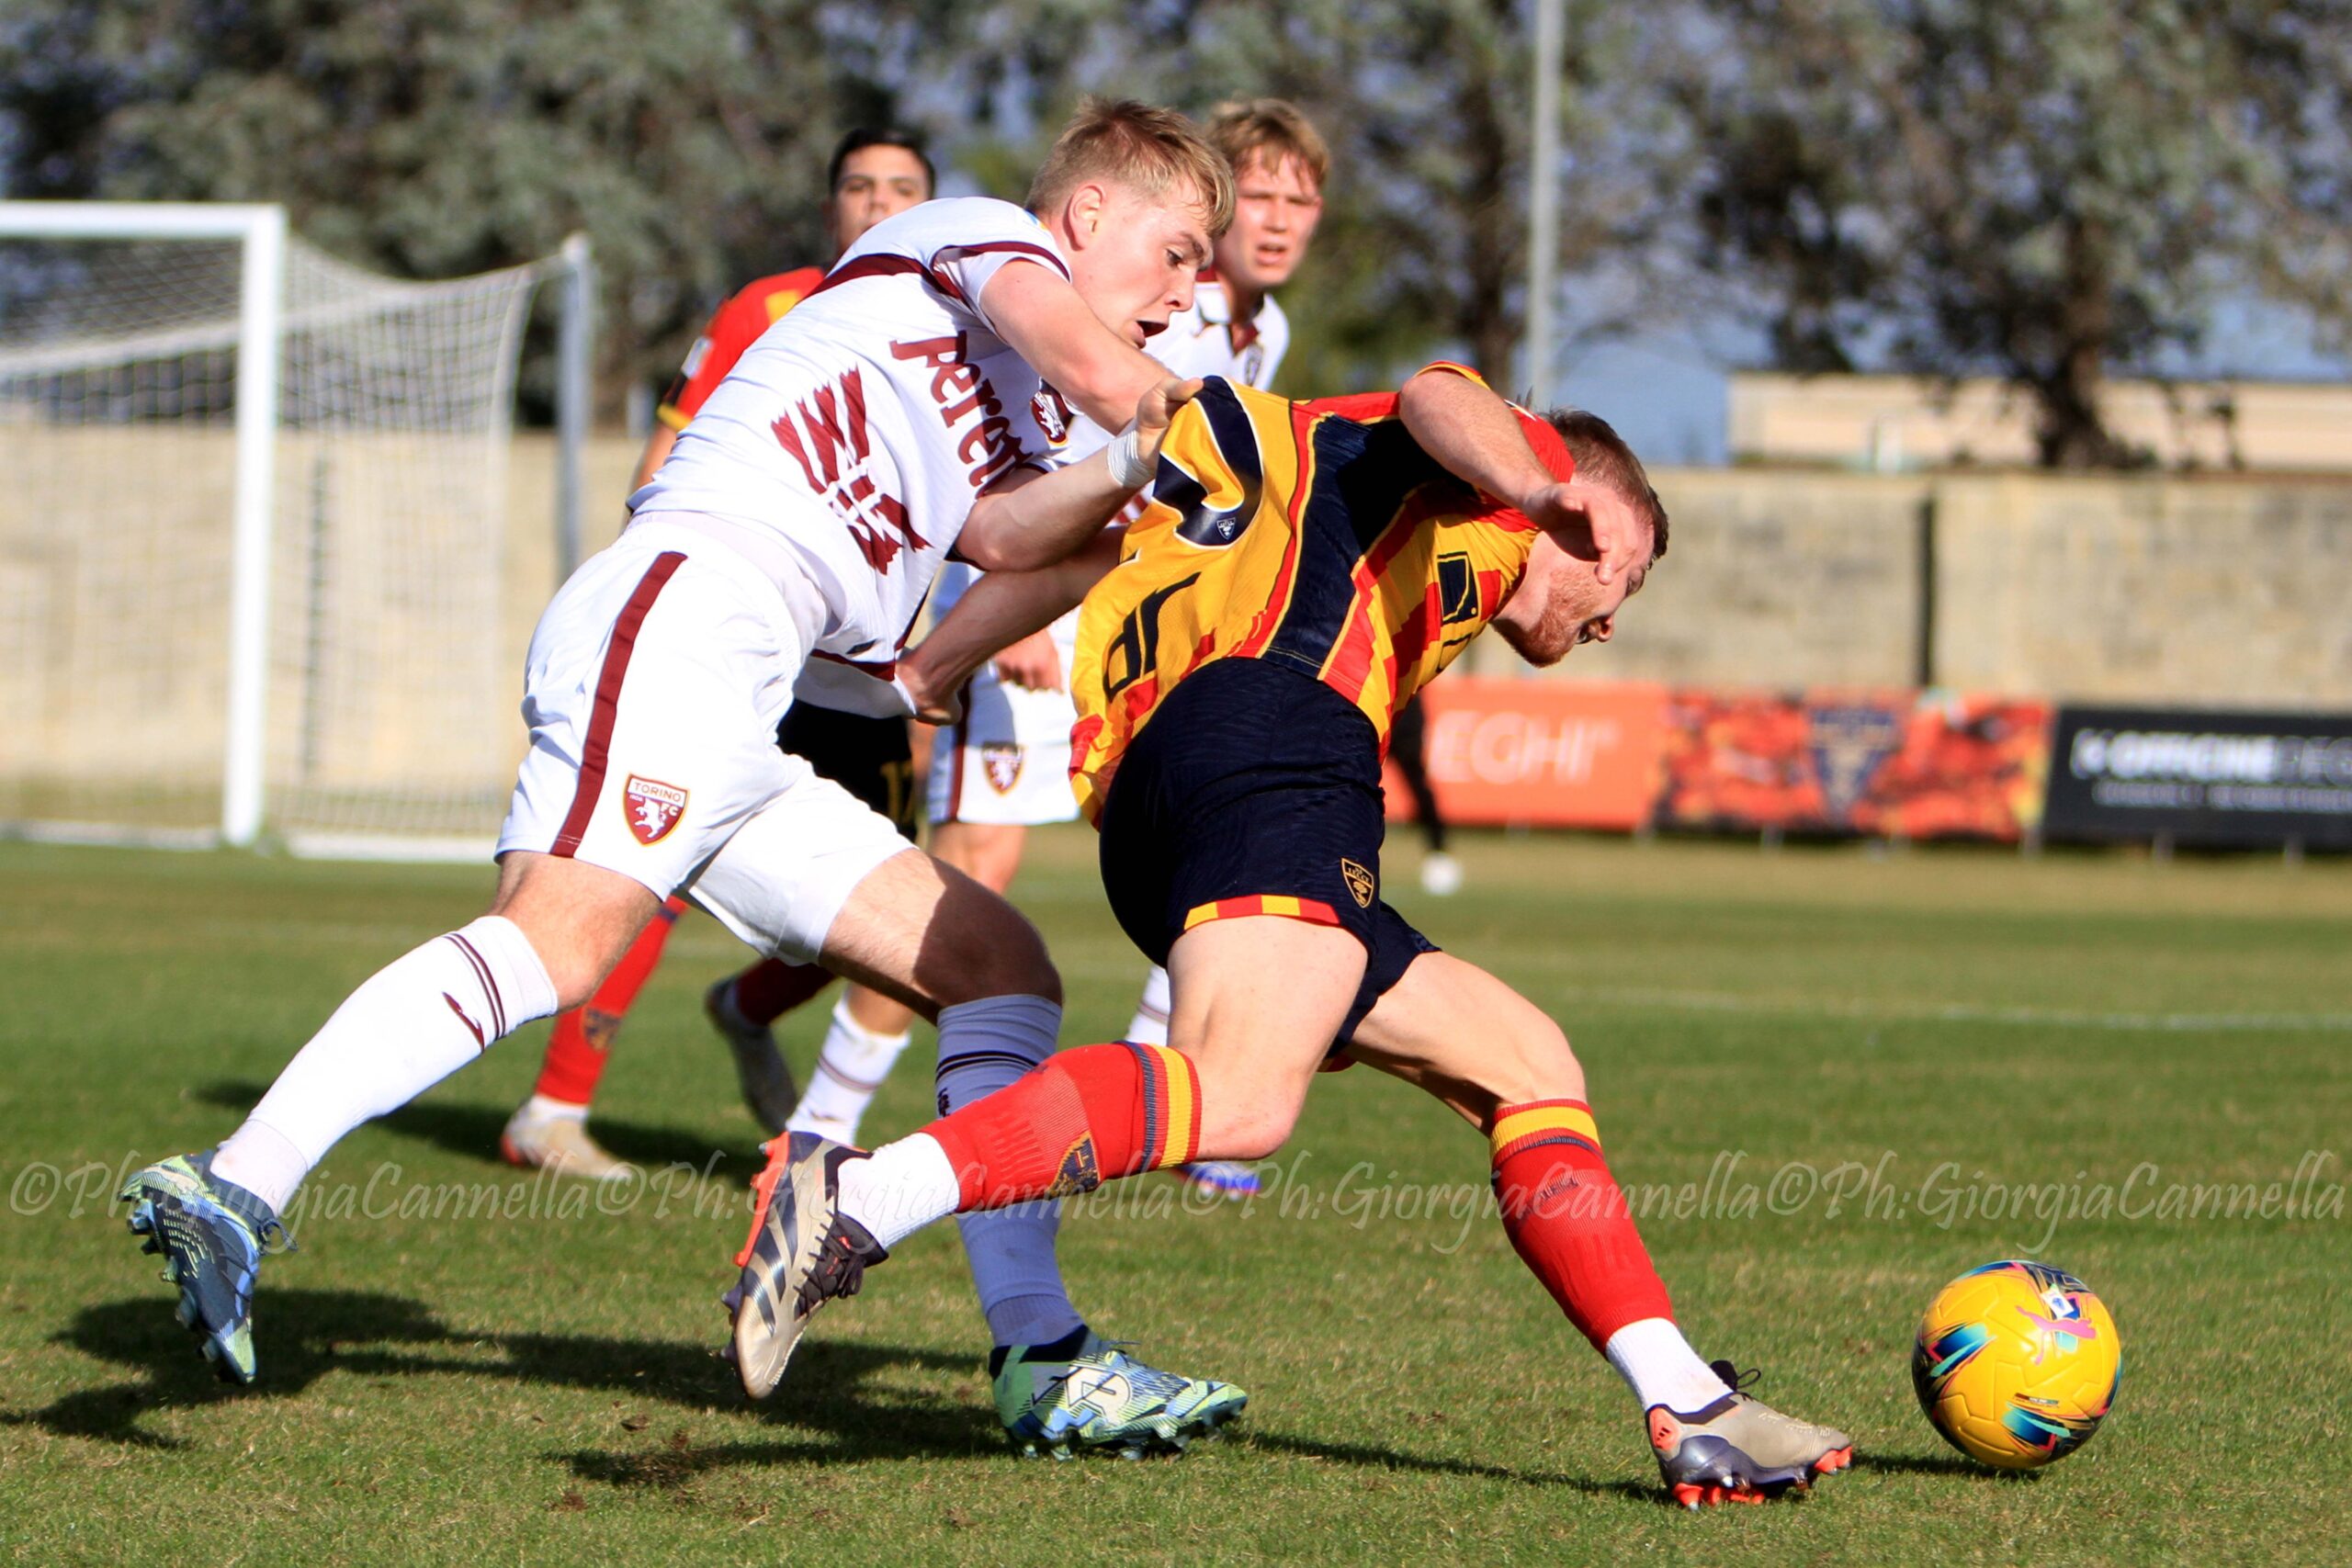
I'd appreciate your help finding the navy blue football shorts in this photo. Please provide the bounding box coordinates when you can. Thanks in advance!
[1095,657,1439,1047]
[776,704,920,843]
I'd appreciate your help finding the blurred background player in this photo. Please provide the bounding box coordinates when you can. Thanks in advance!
[500,129,937,1180]
[925,99,1329,1201]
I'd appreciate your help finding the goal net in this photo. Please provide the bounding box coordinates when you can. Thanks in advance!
[0,204,574,856]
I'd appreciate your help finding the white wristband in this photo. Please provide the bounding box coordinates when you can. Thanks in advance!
[1106,428,1153,491]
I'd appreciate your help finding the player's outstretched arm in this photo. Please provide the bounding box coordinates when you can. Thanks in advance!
[957,376,1200,575]
[981,262,1171,432]
[628,424,680,496]
[898,532,1124,721]
[1399,368,1644,586]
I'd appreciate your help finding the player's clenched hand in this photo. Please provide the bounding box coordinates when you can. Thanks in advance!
[1525,475,1645,587]
[891,657,964,727]
[1124,376,1204,477]
[989,628,1065,693]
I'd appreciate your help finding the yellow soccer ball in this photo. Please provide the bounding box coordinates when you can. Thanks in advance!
[1911,1259,2121,1469]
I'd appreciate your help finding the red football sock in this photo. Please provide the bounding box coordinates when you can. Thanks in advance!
[923,1042,1200,1209]
[729,955,835,1025]
[1491,1099,1674,1349]
[530,897,686,1106]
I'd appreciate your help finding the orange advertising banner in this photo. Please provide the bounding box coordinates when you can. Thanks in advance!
[1382,679,2054,840]
[1652,689,2053,840]
[1383,680,1670,829]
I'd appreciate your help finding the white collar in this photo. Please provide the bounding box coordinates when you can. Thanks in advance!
[1193,273,1264,328]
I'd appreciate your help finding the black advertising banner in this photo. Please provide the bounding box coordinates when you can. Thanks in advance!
[2045,705,2352,848]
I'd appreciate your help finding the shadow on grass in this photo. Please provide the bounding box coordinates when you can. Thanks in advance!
[4,1290,449,1450]
[1854,1450,2039,1482]
[6,1289,988,1455]
[558,1404,1663,1499]
[194,1080,764,1178]
[558,1422,1669,1501]
[1239,1431,1659,1501]
[18,1291,1679,1500]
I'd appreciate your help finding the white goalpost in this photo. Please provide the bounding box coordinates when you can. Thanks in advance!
[0,201,591,857]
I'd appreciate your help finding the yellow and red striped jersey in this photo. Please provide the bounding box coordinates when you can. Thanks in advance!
[1069,367,1573,820]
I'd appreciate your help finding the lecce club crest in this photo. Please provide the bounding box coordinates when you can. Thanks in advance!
[982,742,1025,794]
[1340,858,1376,908]
[622,774,687,845]
[1031,385,1072,447]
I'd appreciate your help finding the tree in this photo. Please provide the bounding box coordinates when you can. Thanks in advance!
[0,0,898,400]
[1677,0,2352,467]
[866,0,1681,397]
[0,0,1711,414]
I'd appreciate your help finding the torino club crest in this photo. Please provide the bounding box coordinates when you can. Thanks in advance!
[623,775,688,845]
[982,743,1025,794]
[1030,385,1073,447]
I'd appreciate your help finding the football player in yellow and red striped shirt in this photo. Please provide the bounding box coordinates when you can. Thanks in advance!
[754,364,1857,1506]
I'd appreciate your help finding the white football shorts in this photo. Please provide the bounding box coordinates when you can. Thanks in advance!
[925,611,1081,827]
[496,518,911,964]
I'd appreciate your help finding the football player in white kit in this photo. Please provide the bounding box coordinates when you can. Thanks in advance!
[119,100,1249,1455]
[923,102,1329,1201]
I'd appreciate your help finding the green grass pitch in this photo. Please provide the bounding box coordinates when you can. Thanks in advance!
[2,830,2346,1563]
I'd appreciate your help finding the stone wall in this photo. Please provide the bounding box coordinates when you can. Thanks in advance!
[1507,468,1932,689]
[511,437,2352,706]
[1928,474,2352,705]
[14,430,2344,836]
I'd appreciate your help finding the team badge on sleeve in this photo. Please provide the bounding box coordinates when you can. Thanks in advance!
[623,775,688,845]
[1030,386,1072,446]
[982,743,1026,794]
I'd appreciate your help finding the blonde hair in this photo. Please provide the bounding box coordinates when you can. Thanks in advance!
[1207,98,1331,189]
[1026,97,1236,236]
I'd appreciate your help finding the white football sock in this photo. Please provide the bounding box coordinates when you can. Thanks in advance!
[1125,964,1172,1047]
[1604,1317,1735,1413]
[518,1094,589,1123]
[836,1134,961,1250]
[208,1121,308,1215]
[212,916,558,1211]
[784,996,914,1143]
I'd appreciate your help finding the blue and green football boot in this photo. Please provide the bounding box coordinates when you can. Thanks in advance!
[120,1152,290,1383]
[993,1332,1248,1460]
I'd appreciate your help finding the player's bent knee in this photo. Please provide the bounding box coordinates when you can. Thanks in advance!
[1486,1018,1586,1109]
[1200,1095,1303,1162]
[978,924,1063,1007]
[503,914,627,1012]
[923,901,1063,1009]
[488,852,659,1010]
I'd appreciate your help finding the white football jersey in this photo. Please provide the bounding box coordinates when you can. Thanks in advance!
[930,273,1290,630]
[631,198,1080,699]
[1057,272,1289,462]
